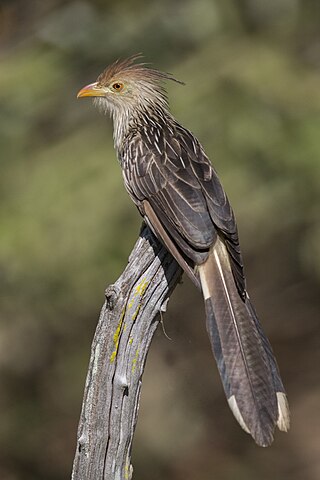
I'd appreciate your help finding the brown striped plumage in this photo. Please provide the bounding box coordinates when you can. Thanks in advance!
[77,55,290,446]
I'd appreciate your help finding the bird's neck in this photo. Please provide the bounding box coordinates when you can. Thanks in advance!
[112,102,172,154]
[111,104,133,152]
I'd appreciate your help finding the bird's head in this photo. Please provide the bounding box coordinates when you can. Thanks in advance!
[77,54,183,118]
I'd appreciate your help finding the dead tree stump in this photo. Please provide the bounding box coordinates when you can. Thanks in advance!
[72,225,182,480]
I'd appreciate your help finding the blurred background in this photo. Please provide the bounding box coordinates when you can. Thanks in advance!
[0,0,319,479]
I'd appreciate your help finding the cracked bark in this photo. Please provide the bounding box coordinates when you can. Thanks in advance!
[71,225,182,480]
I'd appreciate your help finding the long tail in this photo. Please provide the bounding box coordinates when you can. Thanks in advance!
[198,237,290,446]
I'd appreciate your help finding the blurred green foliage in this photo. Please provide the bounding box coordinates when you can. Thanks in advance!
[0,1,319,479]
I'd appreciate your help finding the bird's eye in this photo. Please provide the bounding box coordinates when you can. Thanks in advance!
[112,82,124,92]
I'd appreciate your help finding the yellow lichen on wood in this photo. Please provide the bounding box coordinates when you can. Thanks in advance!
[132,347,140,374]
[131,304,141,322]
[110,279,149,363]
[128,278,149,310]
[124,464,131,480]
[110,308,126,363]
[135,278,148,296]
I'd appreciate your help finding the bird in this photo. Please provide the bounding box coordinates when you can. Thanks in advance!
[77,54,289,447]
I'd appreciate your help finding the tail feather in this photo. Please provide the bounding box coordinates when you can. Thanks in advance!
[245,298,290,432]
[198,237,290,446]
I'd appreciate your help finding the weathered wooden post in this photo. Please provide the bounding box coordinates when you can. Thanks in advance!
[72,226,182,480]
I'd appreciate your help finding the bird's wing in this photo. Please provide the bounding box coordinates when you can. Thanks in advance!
[122,124,245,296]
[142,199,200,288]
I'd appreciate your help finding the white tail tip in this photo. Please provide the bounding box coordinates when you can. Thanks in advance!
[276,392,290,432]
[228,395,250,434]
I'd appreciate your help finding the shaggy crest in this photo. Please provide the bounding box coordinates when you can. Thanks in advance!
[96,54,184,89]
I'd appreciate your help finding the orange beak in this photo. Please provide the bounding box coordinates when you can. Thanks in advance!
[77,82,106,98]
